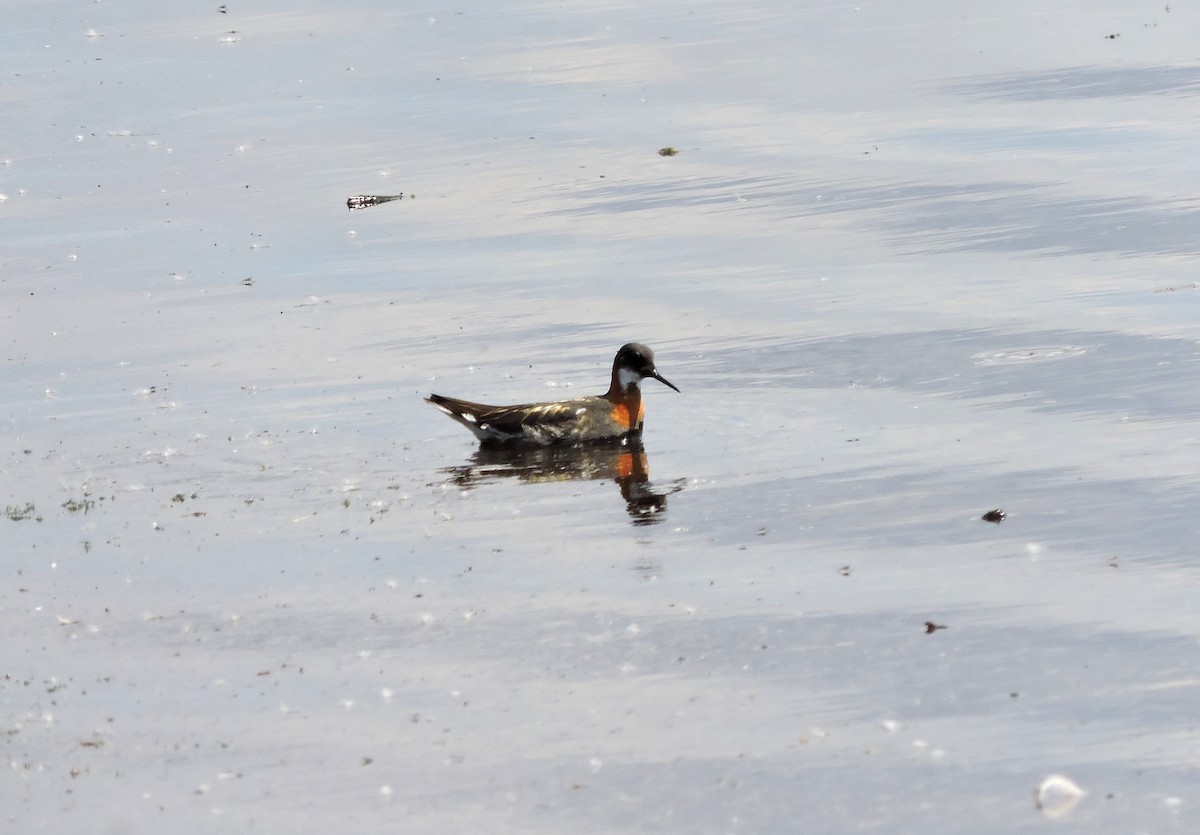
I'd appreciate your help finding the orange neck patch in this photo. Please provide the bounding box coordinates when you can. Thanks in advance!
[609,391,644,431]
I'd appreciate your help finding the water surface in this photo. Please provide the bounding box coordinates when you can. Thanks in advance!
[3,1,1200,832]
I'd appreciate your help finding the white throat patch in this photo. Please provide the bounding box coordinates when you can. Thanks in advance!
[617,367,643,391]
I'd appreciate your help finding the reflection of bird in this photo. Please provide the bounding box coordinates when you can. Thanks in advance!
[438,439,683,526]
[427,343,679,445]
[442,442,641,487]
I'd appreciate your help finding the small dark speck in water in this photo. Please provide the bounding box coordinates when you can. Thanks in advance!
[981,508,1006,523]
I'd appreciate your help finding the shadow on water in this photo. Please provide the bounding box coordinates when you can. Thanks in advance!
[436,439,685,526]
[947,64,1200,101]
[564,173,1200,258]
[698,327,1200,422]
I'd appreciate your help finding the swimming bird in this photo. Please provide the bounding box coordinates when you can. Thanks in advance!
[426,342,679,445]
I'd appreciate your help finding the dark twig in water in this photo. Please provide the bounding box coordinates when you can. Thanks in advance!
[346,194,405,211]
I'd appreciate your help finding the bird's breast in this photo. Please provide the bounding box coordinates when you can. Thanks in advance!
[608,394,644,431]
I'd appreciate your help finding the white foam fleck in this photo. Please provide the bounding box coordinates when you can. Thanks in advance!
[1035,774,1085,818]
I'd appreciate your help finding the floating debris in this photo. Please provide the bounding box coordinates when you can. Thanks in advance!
[346,193,405,211]
[5,503,38,522]
[924,621,947,634]
[1035,774,1085,818]
[981,508,1006,523]
[657,147,679,157]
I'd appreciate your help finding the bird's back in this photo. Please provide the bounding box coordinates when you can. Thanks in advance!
[426,393,635,445]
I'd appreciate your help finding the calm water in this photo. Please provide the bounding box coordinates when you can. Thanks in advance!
[4,1,1200,832]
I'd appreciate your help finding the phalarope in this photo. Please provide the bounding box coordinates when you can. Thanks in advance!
[426,342,679,445]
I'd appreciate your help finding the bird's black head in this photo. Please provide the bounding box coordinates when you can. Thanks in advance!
[614,343,680,393]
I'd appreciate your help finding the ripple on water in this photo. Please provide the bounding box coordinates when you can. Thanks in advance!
[971,345,1089,366]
